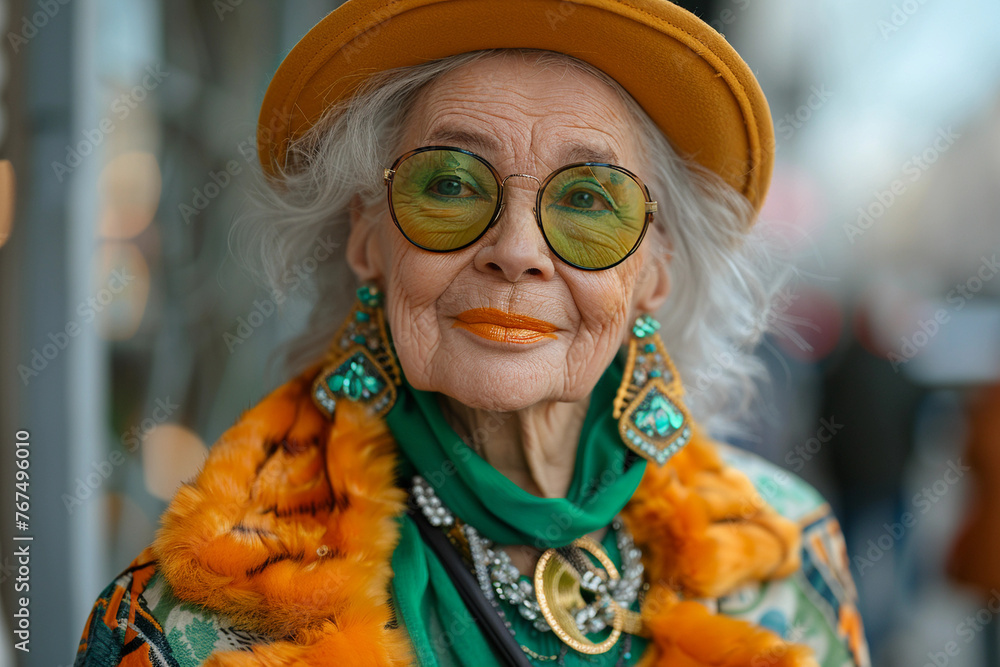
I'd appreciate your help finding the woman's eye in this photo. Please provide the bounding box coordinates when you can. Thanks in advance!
[561,188,611,211]
[430,177,470,197]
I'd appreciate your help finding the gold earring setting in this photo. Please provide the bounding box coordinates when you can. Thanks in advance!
[311,284,401,419]
[613,314,692,465]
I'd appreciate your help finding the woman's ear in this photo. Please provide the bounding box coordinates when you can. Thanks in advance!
[633,233,672,313]
[346,193,385,282]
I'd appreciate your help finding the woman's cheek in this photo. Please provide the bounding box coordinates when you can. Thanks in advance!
[576,273,634,330]
[385,297,437,384]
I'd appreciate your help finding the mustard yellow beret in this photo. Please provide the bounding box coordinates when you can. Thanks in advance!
[258,0,774,214]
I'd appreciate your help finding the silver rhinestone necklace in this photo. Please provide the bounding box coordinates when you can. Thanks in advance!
[411,475,644,636]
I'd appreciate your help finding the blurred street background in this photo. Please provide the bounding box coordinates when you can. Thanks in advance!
[1,0,999,665]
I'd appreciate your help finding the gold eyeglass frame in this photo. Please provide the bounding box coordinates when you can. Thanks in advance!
[382,145,658,271]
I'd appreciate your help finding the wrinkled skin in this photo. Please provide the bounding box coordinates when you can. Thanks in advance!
[348,53,671,510]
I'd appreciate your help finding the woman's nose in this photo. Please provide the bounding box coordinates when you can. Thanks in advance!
[472,180,556,282]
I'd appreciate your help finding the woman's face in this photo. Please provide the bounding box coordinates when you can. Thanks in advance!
[348,54,671,411]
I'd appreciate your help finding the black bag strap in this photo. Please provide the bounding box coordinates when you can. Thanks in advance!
[408,505,534,667]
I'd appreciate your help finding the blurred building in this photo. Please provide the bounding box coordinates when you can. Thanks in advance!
[0,1,998,665]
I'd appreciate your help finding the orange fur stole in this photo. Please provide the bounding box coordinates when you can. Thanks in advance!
[153,369,817,666]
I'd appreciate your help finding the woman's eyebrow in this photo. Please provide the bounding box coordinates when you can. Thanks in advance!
[424,129,618,165]
[562,143,618,165]
[424,128,500,155]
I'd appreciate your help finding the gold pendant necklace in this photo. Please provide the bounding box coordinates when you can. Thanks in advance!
[412,475,647,655]
[534,535,647,655]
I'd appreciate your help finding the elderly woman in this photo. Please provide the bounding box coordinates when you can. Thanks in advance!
[75,1,869,666]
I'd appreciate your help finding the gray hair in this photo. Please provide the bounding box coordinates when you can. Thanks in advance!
[233,49,789,438]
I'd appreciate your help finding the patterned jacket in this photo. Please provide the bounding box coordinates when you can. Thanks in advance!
[74,369,870,667]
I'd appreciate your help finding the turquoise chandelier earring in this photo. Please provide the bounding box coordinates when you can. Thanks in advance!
[311,283,401,420]
[613,314,693,465]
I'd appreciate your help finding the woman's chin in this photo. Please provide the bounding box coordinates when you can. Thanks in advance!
[448,394,535,413]
[428,365,594,413]
[402,362,553,413]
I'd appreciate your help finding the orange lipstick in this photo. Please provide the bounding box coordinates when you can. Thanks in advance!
[453,308,558,344]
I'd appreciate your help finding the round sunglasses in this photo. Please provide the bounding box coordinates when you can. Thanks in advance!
[382,146,657,270]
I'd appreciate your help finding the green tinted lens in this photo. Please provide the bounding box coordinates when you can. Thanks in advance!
[539,165,648,269]
[390,149,499,251]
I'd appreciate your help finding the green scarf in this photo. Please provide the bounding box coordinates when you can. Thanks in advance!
[386,360,649,666]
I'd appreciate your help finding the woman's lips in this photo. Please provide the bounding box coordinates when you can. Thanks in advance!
[452,308,558,344]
